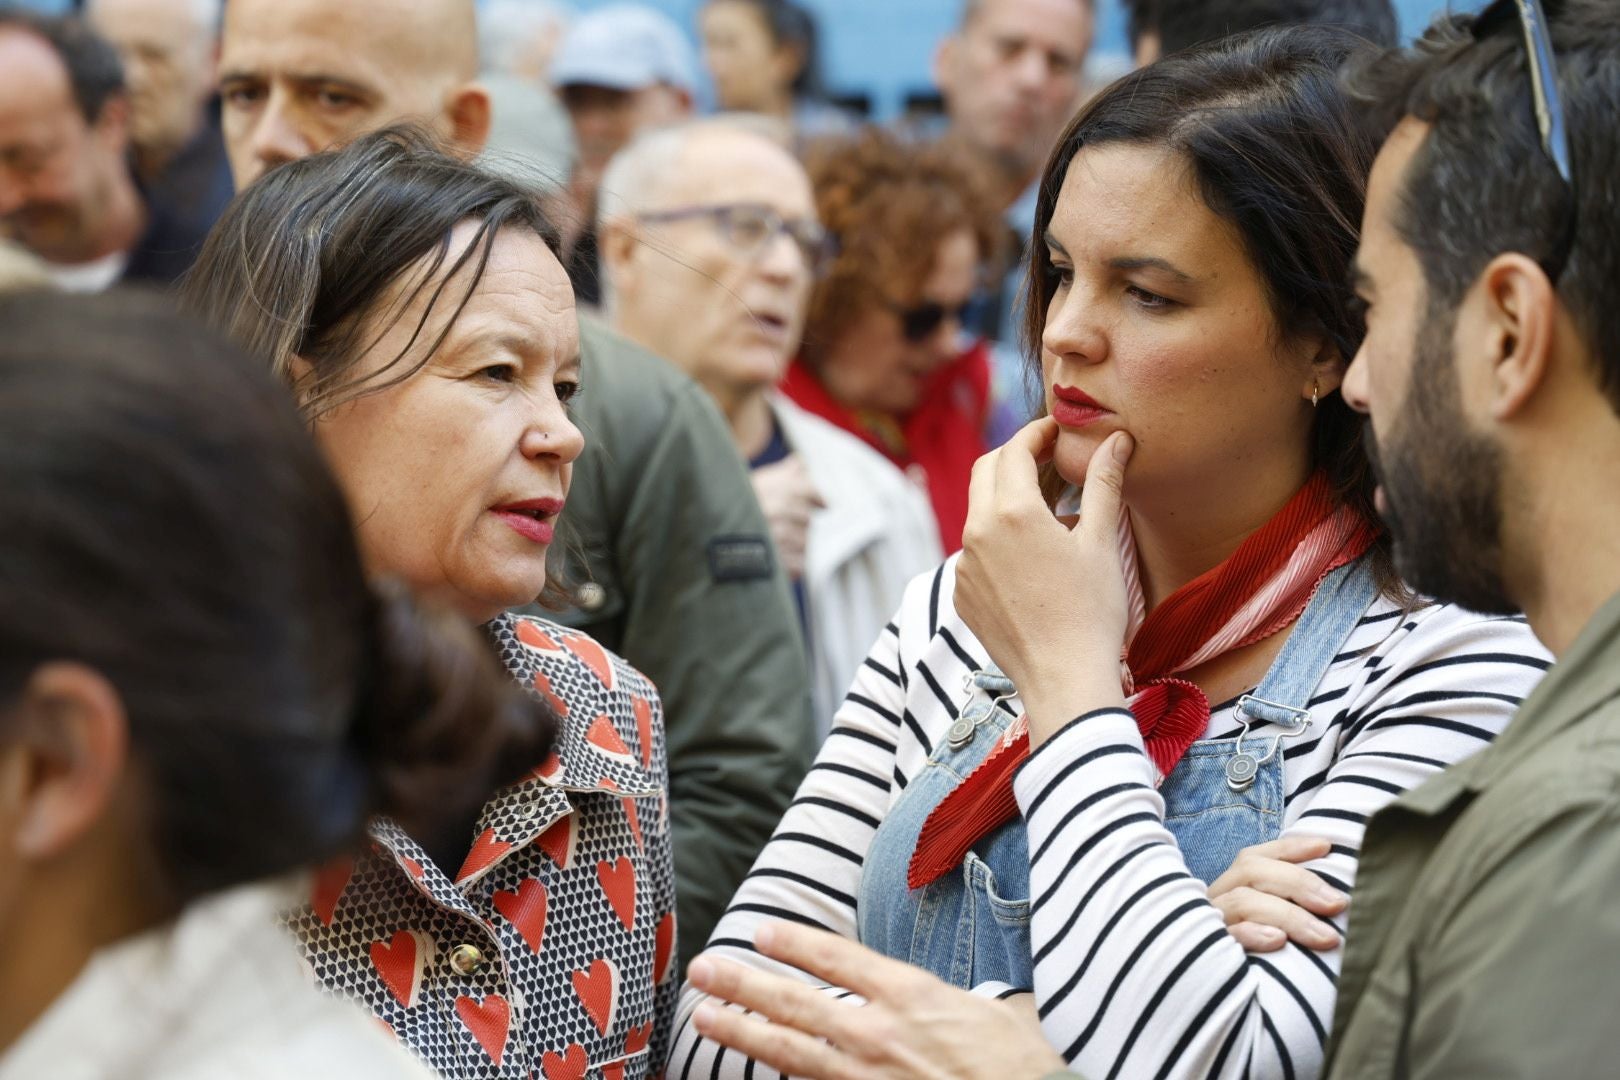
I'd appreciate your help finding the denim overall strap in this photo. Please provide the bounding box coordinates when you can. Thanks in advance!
[858,669,1035,990]
[1162,556,1381,883]
[856,557,1382,989]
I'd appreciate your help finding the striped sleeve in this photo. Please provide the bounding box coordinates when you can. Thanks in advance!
[1013,605,1548,1080]
[666,614,912,1079]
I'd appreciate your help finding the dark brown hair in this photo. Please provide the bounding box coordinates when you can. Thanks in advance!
[1024,25,1401,593]
[799,126,1001,371]
[1347,0,1620,417]
[0,290,557,905]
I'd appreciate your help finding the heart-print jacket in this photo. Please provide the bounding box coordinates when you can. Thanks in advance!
[285,613,677,1080]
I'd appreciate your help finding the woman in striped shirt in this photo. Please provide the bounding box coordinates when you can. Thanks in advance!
[671,27,1550,1080]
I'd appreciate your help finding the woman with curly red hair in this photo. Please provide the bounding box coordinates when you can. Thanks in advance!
[783,129,1004,552]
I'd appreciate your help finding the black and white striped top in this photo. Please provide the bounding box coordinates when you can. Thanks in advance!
[669,556,1550,1080]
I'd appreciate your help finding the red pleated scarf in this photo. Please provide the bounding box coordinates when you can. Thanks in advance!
[907,471,1376,890]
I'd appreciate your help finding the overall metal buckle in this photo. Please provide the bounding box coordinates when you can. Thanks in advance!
[946,670,1016,749]
[1224,694,1311,791]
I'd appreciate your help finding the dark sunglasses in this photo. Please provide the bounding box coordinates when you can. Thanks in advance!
[888,300,971,343]
[1472,0,1576,283]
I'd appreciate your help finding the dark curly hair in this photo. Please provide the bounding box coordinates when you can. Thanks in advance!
[799,127,1002,370]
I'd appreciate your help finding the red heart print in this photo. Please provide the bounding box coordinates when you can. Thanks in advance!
[571,957,620,1036]
[602,1064,626,1080]
[634,696,654,768]
[456,827,513,884]
[597,857,637,930]
[529,751,563,784]
[309,855,353,927]
[622,798,644,853]
[565,635,615,689]
[532,672,570,717]
[537,813,577,868]
[517,621,561,651]
[625,1022,654,1054]
[540,1044,588,1080]
[369,929,429,1008]
[401,857,425,880]
[455,994,510,1065]
[653,912,676,985]
[586,714,633,760]
[492,878,548,955]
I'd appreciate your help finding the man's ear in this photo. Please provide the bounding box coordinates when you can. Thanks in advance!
[445,83,493,158]
[91,93,133,155]
[597,216,642,297]
[6,663,128,861]
[1476,253,1558,422]
[772,42,807,95]
[932,36,960,99]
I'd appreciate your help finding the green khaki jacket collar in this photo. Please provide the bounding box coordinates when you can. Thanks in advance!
[1326,591,1620,1077]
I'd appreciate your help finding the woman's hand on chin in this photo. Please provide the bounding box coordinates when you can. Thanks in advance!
[955,418,1134,743]
[688,922,1068,1080]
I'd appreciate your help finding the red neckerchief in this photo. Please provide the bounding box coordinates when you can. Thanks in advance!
[907,472,1376,889]
[779,352,990,553]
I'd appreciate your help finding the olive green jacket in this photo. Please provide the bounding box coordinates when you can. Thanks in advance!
[527,320,815,971]
[1326,593,1620,1078]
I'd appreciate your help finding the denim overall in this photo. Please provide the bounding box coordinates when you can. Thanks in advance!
[857,558,1379,990]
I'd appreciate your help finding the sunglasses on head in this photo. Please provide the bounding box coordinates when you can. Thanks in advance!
[1472,0,1576,283]
[888,300,971,343]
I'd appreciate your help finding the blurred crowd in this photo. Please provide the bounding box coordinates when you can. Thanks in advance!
[3,0,1620,1078]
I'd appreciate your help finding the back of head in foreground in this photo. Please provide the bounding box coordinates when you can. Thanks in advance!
[0,289,557,922]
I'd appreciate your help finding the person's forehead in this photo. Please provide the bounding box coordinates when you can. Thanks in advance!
[437,225,578,357]
[1361,119,1429,267]
[969,0,1091,50]
[91,0,208,50]
[660,130,814,214]
[0,30,76,123]
[221,0,440,93]
[1054,143,1238,264]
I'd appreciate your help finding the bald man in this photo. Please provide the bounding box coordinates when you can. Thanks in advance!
[218,0,489,187]
[216,0,816,974]
[88,0,233,271]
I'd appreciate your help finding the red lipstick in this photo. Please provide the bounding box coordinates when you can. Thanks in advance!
[493,498,565,545]
[1051,385,1112,428]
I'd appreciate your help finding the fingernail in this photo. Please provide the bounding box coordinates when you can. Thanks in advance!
[1314,884,1347,907]
[1313,921,1341,943]
[688,958,713,987]
[1259,926,1284,943]
[694,1002,717,1029]
[1112,433,1133,463]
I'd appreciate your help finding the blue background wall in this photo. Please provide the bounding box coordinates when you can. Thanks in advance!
[18,0,1476,120]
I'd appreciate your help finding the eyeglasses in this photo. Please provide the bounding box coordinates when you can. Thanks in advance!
[636,203,838,277]
[1472,0,1576,283]
[887,299,971,343]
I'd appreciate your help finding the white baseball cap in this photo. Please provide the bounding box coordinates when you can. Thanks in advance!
[550,4,698,95]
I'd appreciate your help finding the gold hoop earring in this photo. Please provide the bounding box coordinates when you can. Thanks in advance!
[1311,379,1320,408]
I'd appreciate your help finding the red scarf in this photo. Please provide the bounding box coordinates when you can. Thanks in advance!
[907,471,1376,889]
[779,349,990,553]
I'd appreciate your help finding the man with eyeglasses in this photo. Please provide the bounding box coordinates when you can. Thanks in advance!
[598,117,942,737]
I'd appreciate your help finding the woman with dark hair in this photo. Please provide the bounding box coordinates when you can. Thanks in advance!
[699,0,852,144]
[0,290,551,1078]
[180,128,676,1080]
[784,127,1003,552]
[671,27,1549,1080]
